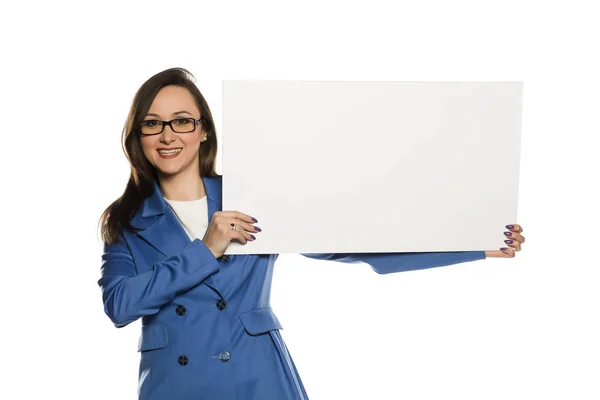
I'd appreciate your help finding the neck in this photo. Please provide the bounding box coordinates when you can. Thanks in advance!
[158,166,206,201]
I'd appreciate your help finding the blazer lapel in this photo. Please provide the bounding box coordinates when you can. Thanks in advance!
[134,175,223,296]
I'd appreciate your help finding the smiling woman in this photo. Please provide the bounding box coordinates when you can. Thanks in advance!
[96,67,525,400]
[139,85,209,180]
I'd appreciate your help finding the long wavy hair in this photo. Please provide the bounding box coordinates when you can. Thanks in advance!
[98,67,220,245]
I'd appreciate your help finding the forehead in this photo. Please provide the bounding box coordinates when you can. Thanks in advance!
[148,85,198,114]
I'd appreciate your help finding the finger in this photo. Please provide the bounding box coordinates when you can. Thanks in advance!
[231,229,254,245]
[228,229,246,245]
[500,247,516,258]
[221,210,257,224]
[226,217,260,234]
[506,224,523,234]
[503,238,522,252]
[503,230,525,243]
[486,249,512,258]
[234,219,261,233]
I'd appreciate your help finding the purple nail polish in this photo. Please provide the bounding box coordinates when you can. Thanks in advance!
[250,234,256,240]
[504,232,512,236]
[254,226,262,232]
[505,240,513,244]
[501,247,508,251]
[506,225,514,229]
[252,217,258,223]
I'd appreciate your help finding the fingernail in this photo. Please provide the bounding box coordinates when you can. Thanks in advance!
[506,225,514,229]
[505,240,513,244]
[254,226,262,232]
[504,232,512,236]
[252,217,258,223]
[250,234,256,240]
[501,247,508,251]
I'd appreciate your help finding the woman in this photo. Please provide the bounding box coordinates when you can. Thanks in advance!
[97,67,526,400]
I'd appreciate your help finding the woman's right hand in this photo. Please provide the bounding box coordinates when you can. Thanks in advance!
[202,211,260,259]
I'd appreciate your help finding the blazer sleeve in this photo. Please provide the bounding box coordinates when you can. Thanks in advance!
[97,235,220,328]
[300,251,486,274]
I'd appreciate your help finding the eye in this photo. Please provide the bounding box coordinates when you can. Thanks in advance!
[174,118,191,124]
[142,120,160,126]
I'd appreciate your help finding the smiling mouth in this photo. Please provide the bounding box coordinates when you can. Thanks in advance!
[157,148,183,155]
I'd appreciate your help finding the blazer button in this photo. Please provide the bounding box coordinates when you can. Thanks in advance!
[178,355,188,366]
[218,255,230,263]
[218,351,230,362]
[216,299,227,310]
[175,305,187,316]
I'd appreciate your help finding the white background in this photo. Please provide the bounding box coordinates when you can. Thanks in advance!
[1,1,598,399]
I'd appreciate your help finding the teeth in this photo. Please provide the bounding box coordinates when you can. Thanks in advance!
[158,149,182,155]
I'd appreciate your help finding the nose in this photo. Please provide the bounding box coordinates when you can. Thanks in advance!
[160,123,177,141]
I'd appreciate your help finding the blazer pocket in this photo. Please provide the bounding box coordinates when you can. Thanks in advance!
[238,307,283,335]
[137,323,168,352]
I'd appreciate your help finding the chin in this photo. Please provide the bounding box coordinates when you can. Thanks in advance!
[154,164,182,176]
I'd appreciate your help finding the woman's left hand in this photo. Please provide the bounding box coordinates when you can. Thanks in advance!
[485,223,526,258]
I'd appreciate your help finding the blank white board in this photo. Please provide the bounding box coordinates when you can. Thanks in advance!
[222,81,522,255]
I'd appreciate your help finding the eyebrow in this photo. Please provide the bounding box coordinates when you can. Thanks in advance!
[145,110,194,119]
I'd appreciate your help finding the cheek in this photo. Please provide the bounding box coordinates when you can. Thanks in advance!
[140,140,156,160]
[182,137,201,152]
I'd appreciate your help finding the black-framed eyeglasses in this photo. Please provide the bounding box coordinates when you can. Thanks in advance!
[139,117,204,136]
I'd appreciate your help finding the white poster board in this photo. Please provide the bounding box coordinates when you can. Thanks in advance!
[222,81,522,255]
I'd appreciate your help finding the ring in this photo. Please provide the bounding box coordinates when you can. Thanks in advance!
[231,223,236,231]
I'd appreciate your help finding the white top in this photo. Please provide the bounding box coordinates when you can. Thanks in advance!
[164,195,209,241]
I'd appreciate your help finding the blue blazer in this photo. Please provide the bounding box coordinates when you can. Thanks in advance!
[98,175,485,400]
